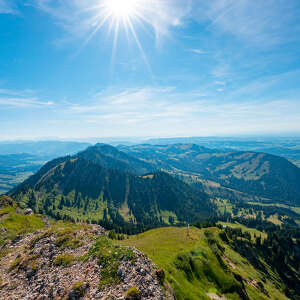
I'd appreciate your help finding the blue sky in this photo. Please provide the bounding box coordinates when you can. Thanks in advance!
[1,0,300,140]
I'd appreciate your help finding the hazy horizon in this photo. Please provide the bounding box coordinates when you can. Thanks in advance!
[1,134,300,145]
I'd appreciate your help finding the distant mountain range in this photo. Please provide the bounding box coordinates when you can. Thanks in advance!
[144,137,300,167]
[0,141,90,158]
[119,144,300,205]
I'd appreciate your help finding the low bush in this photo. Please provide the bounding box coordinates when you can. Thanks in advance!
[71,281,89,297]
[8,256,22,272]
[54,253,76,267]
[125,287,141,300]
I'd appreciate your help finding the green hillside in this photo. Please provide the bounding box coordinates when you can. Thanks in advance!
[118,226,290,300]
[10,148,213,233]
[78,143,155,175]
[119,144,300,205]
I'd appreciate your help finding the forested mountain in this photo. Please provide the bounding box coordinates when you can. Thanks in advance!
[119,144,300,205]
[77,143,155,175]
[10,145,213,233]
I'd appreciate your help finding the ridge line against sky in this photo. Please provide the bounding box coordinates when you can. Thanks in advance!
[0,0,300,139]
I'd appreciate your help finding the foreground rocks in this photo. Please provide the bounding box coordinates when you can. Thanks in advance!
[0,223,170,300]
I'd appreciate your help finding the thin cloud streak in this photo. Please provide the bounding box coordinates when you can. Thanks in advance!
[0,97,54,108]
[0,0,17,14]
[187,49,207,55]
[192,0,300,47]
[0,89,54,108]
[58,86,300,136]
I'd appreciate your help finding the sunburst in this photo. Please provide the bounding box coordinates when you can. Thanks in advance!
[80,0,170,70]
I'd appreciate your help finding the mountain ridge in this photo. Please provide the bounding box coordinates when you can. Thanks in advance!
[10,145,213,233]
[118,143,300,205]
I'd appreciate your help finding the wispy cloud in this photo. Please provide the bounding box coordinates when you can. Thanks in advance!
[56,85,300,136]
[0,89,54,108]
[227,69,300,100]
[187,49,207,55]
[1,85,299,138]
[0,0,18,14]
[211,62,231,78]
[192,0,300,47]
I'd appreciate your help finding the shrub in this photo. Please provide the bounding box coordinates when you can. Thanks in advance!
[9,256,22,272]
[54,253,76,267]
[71,281,89,297]
[174,253,194,281]
[29,231,51,249]
[125,287,141,300]
[55,234,83,250]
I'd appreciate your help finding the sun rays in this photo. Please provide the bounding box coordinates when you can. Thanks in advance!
[79,0,173,71]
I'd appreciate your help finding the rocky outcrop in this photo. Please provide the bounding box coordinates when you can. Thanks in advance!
[0,224,169,300]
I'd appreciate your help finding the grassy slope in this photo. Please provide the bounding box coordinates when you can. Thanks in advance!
[247,201,300,215]
[217,222,268,240]
[0,206,45,245]
[118,227,287,300]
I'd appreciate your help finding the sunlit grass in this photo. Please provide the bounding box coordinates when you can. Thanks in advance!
[118,226,287,300]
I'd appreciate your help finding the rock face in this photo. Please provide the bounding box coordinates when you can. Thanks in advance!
[94,249,166,300]
[0,224,169,300]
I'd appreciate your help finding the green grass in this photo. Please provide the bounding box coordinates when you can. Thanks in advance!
[8,256,22,272]
[247,201,300,215]
[118,226,287,300]
[217,222,267,240]
[118,227,235,299]
[54,253,76,267]
[71,281,88,297]
[125,286,140,299]
[213,198,234,215]
[0,206,45,245]
[88,236,135,290]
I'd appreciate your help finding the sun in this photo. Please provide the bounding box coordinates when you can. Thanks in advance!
[104,0,140,18]
[80,0,168,70]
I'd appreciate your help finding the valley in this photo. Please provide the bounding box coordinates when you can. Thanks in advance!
[0,141,91,195]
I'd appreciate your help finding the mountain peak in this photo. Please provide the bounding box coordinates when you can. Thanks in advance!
[77,143,155,175]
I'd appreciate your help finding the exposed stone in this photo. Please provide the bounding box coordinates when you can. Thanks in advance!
[24,208,33,215]
[0,225,171,300]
